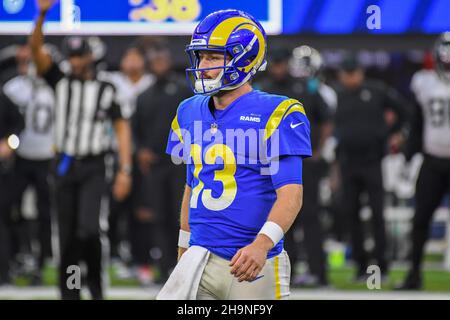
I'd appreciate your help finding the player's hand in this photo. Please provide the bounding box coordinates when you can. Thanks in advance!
[37,0,56,14]
[0,139,13,160]
[229,235,273,282]
[388,132,405,154]
[178,247,187,261]
[113,171,131,201]
[137,148,157,175]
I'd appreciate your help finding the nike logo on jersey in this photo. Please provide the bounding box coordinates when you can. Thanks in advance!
[290,122,304,129]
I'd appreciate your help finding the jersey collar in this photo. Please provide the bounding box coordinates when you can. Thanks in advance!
[202,89,259,123]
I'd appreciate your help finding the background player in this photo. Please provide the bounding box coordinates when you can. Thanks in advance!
[396,32,450,290]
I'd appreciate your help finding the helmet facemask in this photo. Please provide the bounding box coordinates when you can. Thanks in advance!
[186,45,242,96]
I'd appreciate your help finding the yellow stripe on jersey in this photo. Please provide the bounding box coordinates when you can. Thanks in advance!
[209,17,256,46]
[264,99,306,141]
[274,255,281,300]
[283,103,306,120]
[171,114,184,144]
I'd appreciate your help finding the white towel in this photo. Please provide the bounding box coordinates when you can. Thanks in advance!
[156,245,210,300]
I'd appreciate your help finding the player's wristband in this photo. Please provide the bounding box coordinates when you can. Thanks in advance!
[178,229,191,249]
[119,164,132,176]
[7,134,20,150]
[258,221,284,246]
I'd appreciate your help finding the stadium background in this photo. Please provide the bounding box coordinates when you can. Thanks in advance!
[0,0,450,299]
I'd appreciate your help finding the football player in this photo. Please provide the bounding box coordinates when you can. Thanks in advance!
[396,32,450,290]
[163,9,312,299]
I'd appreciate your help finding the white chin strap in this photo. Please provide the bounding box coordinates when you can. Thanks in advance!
[194,77,222,95]
[194,73,249,95]
[194,64,229,95]
[194,64,251,95]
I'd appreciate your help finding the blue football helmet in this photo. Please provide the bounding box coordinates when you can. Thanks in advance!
[186,9,268,95]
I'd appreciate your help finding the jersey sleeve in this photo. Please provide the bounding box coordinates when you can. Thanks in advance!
[166,101,188,161]
[186,162,194,186]
[0,91,25,137]
[110,86,126,121]
[270,155,303,189]
[410,71,421,96]
[264,99,312,160]
[410,70,430,100]
[42,62,65,89]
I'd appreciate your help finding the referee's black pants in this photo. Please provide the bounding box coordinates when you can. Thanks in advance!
[408,154,450,278]
[340,160,388,275]
[54,155,108,300]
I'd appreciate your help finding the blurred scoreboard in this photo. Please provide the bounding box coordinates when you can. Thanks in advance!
[282,0,450,34]
[0,0,282,35]
[0,0,449,35]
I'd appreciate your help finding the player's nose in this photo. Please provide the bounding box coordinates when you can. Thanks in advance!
[199,69,212,79]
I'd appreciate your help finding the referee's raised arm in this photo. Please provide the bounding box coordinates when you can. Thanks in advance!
[30,0,54,76]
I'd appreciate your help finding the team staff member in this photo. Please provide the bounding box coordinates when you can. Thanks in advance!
[133,48,191,284]
[0,91,24,286]
[258,47,333,287]
[334,55,408,281]
[31,0,132,299]
[100,46,153,273]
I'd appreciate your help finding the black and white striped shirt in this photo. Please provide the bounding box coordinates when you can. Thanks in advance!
[43,63,124,158]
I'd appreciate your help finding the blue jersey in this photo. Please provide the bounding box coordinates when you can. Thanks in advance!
[166,90,312,260]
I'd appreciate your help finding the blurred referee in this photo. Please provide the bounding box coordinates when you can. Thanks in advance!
[31,0,132,299]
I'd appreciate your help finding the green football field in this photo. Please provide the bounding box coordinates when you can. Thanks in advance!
[2,264,450,299]
[10,264,450,292]
[328,267,450,291]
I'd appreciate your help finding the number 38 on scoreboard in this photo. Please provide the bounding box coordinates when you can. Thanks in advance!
[129,0,201,22]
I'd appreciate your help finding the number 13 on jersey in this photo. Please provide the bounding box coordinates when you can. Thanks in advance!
[189,143,237,211]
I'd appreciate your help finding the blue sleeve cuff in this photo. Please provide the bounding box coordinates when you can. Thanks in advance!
[270,155,303,189]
